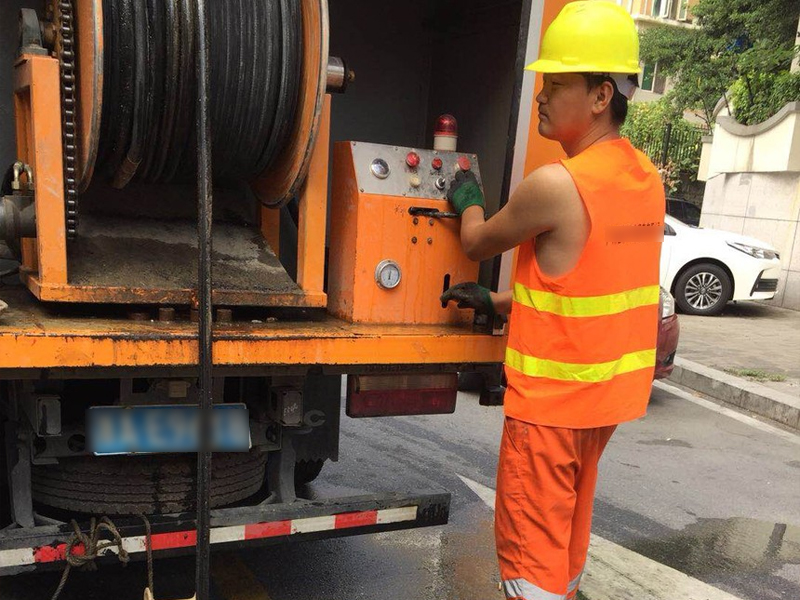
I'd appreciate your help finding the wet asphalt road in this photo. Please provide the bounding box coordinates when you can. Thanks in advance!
[2,382,799,600]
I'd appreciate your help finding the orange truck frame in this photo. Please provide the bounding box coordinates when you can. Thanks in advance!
[0,0,572,579]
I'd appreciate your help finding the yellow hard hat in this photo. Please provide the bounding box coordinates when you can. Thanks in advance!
[526,1,641,74]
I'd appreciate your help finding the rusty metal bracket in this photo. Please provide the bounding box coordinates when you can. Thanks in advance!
[18,9,47,57]
[0,166,37,258]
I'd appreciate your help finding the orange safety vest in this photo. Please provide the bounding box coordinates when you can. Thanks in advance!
[504,138,665,429]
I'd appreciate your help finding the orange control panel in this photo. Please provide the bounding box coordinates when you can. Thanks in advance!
[328,141,482,325]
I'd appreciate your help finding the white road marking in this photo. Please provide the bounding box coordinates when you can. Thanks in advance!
[653,381,800,445]
[457,474,496,510]
[456,474,746,600]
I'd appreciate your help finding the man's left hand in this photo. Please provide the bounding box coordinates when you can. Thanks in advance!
[440,282,495,317]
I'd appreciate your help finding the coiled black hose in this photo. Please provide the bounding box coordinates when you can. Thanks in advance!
[95,0,303,187]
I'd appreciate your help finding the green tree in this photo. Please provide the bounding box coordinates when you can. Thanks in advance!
[640,0,800,126]
[621,99,704,193]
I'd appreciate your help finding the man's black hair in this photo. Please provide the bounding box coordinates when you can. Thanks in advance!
[581,74,629,126]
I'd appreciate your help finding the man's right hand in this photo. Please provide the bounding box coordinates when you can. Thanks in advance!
[440,282,495,317]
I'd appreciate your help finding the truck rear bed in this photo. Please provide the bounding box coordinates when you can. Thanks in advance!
[0,288,505,373]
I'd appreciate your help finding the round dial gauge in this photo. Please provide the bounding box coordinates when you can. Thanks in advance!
[370,158,390,179]
[375,260,402,289]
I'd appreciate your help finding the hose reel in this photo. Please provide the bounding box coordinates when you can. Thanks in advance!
[48,0,333,237]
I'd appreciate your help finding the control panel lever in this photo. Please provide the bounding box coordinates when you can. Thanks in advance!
[408,207,458,219]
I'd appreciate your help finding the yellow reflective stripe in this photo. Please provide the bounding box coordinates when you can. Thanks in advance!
[505,347,656,383]
[513,283,660,317]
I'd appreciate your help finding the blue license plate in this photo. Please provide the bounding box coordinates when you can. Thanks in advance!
[88,404,251,455]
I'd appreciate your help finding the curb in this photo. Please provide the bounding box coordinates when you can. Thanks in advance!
[668,358,800,431]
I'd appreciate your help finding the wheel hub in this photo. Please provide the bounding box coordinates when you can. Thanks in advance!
[686,272,723,310]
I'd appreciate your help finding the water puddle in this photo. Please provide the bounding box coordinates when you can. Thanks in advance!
[629,517,800,582]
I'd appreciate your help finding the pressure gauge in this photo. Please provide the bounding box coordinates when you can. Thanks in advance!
[375,260,402,290]
[370,158,390,179]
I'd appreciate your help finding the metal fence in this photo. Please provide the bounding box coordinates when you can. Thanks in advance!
[638,123,708,169]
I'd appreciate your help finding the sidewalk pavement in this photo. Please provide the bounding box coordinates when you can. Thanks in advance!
[668,301,800,431]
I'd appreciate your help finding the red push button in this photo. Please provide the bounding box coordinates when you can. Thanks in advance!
[431,157,443,171]
[457,156,472,171]
[406,152,421,169]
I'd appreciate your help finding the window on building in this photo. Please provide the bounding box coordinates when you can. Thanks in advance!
[651,0,662,16]
[677,0,689,20]
[651,0,672,17]
[641,63,657,92]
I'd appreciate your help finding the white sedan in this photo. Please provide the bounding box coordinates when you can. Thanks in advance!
[661,215,781,316]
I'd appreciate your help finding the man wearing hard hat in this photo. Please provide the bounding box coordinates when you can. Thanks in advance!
[442,2,665,599]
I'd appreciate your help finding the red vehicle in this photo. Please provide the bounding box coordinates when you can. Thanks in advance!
[461,286,679,396]
[655,287,680,380]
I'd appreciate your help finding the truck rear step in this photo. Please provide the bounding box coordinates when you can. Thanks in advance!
[0,492,450,576]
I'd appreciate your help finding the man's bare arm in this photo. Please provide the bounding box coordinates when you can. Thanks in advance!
[458,163,578,261]
[490,290,513,315]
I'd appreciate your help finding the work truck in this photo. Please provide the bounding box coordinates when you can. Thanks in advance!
[0,0,566,590]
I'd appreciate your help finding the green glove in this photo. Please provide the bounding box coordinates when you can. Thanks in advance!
[440,282,495,317]
[446,170,485,216]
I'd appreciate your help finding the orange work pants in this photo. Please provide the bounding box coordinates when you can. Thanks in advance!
[495,417,616,600]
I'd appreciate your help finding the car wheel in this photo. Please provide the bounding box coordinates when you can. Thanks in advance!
[674,264,732,316]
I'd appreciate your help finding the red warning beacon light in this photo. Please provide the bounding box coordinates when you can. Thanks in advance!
[434,114,458,152]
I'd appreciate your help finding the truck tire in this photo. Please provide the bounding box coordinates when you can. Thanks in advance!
[674,263,733,316]
[295,459,325,486]
[32,450,267,516]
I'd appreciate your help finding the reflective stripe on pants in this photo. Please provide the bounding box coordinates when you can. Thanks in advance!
[496,418,616,599]
[503,577,566,600]
[566,570,583,600]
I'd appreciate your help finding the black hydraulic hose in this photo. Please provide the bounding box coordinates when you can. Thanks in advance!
[140,0,166,180]
[257,0,302,174]
[194,0,213,598]
[148,0,181,182]
[104,0,134,178]
[163,0,196,182]
[111,0,148,188]
[250,0,281,175]
[95,0,303,187]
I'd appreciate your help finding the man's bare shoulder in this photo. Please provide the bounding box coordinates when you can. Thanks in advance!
[515,163,580,206]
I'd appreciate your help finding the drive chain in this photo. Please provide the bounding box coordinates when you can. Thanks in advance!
[54,0,79,238]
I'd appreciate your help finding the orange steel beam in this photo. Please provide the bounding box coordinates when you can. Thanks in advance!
[297,95,331,296]
[0,325,505,370]
[23,278,329,307]
[260,207,281,256]
[13,55,68,286]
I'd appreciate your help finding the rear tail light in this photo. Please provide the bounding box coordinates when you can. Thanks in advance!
[346,373,458,418]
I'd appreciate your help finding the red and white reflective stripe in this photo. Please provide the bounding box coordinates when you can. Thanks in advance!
[0,506,418,569]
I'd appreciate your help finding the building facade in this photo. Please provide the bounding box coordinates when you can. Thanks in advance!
[621,0,699,102]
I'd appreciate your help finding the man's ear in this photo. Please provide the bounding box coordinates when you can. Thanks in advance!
[591,81,615,116]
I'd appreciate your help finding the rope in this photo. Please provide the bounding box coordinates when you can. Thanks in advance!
[140,513,155,597]
[50,517,130,600]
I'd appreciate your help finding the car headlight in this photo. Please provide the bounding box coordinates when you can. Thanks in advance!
[659,287,675,319]
[727,241,779,260]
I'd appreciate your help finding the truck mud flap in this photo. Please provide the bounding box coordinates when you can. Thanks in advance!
[0,491,450,576]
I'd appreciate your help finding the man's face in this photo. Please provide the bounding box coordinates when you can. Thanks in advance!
[536,73,597,143]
